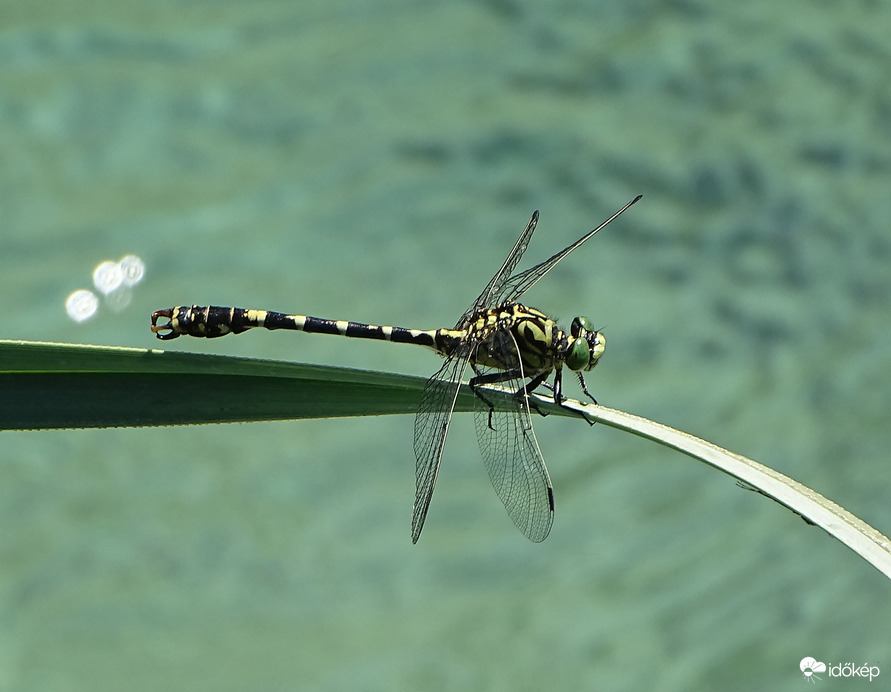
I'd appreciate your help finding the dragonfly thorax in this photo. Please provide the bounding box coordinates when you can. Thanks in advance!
[459,303,604,377]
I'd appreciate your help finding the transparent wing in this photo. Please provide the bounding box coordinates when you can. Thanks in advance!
[472,333,555,542]
[458,211,539,326]
[411,350,472,543]
[490,195,641,307]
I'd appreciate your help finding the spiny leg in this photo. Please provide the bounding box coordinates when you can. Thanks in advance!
[470,367,518,430]
[550,369,597,426]
[521,372,551,418]
[576,371,598,405]
[470,368,551,429]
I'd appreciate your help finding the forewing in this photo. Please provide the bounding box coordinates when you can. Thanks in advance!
[474,376,555,542]
[411,351,472,543]
[491,195,641,306]
[458,211,539,326]
[472,335,555,542]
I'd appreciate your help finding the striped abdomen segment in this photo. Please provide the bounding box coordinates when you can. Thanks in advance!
[151,305,461,352]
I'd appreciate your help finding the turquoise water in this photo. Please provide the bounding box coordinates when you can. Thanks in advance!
[3,3,890,690]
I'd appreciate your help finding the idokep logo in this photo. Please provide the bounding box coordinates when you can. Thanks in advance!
[800,657,881,683]
[801,658,827,682]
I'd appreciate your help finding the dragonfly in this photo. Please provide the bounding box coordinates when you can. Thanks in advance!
[151,194,641,542]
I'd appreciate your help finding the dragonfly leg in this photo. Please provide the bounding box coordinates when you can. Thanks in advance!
[470,367,517,430]
[470,368,549,429]
[550,370,597,426]
[522,372,551,418]
[576,371,598,405]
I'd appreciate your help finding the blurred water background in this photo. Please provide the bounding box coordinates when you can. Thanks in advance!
[2,2,890,690]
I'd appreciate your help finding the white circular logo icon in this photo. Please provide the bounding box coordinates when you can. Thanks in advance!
[800,657,826,681]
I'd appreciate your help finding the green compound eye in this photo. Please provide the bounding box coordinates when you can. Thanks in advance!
[571,315,593,338]
[566,336,591,371]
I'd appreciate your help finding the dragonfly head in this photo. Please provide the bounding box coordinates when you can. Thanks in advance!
[565,316,606,371]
